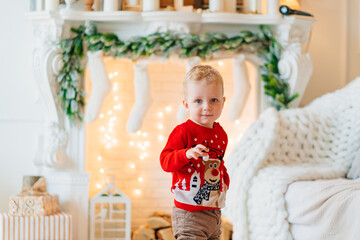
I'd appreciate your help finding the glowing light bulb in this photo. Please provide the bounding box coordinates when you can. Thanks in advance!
[100,126,106,132]
[100,114,104,119]
[96,183,102,189]
[235,120,241,125]
[106,144,112,149]
[129,141,135,146]
[138,177,143,182]
[113,104,122,110]
[112,139,118,144]
[165,106,172,112]
[158,135,164,141]
[109,73,114,79]
[157,112,164,118]
[100,168,104,173]
[114,96,119,101]
[218,61,224,66]
[114,71,118,76]
[157,124,164,130]
[134,189,141,195]
[136,131,141,136]
[97,156,102,161]
[142,132,148,137]
[107,110,113,115]
[130,163,136,169]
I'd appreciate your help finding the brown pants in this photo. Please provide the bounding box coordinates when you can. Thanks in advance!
[171,206,222,240]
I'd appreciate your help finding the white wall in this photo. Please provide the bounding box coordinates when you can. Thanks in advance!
[0,0,358,218]
[347,0,360,82]
[300,0,349,106]
[0,0,44,212]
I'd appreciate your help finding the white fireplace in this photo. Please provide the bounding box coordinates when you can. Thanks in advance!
[28,9,314,240]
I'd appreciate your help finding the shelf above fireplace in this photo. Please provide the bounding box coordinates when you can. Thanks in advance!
[27,10,314,26]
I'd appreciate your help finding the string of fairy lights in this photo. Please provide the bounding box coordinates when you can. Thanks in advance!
[91,60,246,197]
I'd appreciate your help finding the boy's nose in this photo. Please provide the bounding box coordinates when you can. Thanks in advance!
[203,102,211,111]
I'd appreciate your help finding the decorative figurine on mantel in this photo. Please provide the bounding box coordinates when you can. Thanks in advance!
[122,0,142,11]
[84,0,95,11]
[143,0,160,11]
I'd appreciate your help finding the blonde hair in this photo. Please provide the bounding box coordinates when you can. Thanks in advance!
[184,65,224,97]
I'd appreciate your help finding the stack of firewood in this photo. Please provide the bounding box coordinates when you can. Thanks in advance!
[132,212,233,240]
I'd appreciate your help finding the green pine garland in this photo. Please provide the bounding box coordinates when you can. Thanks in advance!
[57,21,298,122]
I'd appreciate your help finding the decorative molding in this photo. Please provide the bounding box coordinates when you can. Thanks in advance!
[278,42,313,107]
[31,18,77,171]
[276,17,314,107]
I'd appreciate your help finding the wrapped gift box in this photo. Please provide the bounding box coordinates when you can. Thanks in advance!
[9,195,60,217]
[0,212,72,240]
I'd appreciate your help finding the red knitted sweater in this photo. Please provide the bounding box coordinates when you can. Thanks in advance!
[160,120,230,212]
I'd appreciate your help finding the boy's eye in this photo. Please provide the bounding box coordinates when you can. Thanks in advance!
[195,100,201,104]
[211,98,218,103]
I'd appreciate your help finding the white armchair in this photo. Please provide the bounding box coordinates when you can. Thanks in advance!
[224,77,360,240]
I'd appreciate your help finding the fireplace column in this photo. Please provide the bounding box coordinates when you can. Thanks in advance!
[30,15,90,240]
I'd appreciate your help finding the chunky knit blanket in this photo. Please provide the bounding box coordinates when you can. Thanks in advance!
[223,77,360,240]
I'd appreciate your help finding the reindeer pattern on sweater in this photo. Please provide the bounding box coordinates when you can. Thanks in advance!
[160,120,230,212]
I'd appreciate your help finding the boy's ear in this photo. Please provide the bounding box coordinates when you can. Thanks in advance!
[182,100,189,109]
[222,96,226,106]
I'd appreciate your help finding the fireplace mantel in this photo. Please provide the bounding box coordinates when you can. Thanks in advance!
[28,10,314,37]
[27,10,315,240]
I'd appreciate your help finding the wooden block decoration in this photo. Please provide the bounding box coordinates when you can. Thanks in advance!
[0,212,72,240]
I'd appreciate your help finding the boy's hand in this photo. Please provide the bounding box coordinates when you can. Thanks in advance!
[186,144,209,160]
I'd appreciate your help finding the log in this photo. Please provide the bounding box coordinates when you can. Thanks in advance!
[139,225,156,239]
[147,216,171,229]
[220,217,233,240]
[150,212,172,224]
[157,228,175,240]
[133,229,152,240]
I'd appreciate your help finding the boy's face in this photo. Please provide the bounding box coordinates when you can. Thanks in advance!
[183,80,225,128]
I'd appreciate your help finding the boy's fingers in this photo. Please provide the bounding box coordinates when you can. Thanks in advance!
[196,144,209,152]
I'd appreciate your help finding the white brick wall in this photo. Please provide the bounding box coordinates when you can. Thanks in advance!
[85,58,257,230]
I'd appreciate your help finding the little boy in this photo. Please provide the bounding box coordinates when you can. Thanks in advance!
[160,65,230,239]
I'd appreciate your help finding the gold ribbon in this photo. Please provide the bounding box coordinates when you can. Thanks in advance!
[18,177,49,196]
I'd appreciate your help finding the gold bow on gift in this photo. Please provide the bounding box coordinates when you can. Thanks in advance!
[18,177,49,196]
